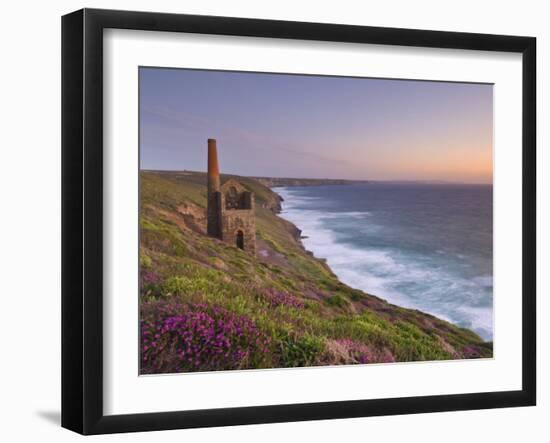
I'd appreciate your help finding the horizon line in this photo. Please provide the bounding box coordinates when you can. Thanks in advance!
[140,168,493,186]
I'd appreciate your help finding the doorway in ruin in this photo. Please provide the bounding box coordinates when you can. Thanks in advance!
[236,230,244,250]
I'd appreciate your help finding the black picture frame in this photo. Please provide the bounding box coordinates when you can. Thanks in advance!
[61,8,536,435]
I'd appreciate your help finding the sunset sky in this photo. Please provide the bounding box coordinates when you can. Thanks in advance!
[140,68,493,184]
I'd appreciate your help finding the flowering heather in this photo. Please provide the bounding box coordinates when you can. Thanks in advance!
[326,339,396,365]
[140,270,162,298]
[141,301,271,373]
[262,289,305,309]
[462,345,482,358]
[335,339,372,364]
[141,270,161,286]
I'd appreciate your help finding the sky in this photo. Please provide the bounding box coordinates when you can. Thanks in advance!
[139,67,493,184]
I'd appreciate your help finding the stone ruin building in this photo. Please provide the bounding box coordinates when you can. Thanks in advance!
[206,138,256,255]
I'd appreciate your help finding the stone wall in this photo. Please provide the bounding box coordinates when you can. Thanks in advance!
[221,209,256,255]
[206,191,222,238]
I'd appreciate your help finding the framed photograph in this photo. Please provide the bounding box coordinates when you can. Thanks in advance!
[61,8,536,435]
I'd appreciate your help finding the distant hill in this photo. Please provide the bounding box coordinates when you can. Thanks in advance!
[249,176,370,188]
[140,170,492,374]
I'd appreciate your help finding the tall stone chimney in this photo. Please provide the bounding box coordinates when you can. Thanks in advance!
[207,139,222,238]
[207,138,220,195]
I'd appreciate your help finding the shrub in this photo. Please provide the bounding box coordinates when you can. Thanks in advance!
[261,289,305,309]
[325,294,348,308]
[335,339,372,364]
[140,251,153,268]
[140,270,162,298]
[462,345,483,359]
[141,301,271,373]
[162,275,222,297]
[276,331,325,367]
[323,338,395,365]
[141,270,161,285]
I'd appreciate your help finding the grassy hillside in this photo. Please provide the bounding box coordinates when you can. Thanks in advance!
[140,170,492,374]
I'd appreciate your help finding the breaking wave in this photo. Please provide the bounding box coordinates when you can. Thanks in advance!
[277,187,493,340]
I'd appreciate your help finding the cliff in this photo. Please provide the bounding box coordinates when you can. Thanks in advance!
[140,170,492,374]
[250,176,370,188]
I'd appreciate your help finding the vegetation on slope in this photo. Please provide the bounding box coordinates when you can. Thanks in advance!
[140,171,492,374]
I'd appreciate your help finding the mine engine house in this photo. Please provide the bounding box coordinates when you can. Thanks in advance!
[206,138,256,255]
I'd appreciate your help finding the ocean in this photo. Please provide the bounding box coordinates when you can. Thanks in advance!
[277,183,493,341]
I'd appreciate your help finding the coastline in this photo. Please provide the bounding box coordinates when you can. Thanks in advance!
[274,185,493,341]
[140,170,492,373]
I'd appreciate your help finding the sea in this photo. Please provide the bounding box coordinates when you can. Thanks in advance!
[277,183,493,341]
